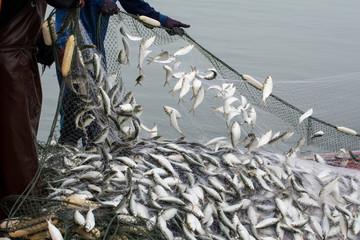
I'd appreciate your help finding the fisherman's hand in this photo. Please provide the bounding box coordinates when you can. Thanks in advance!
[101,0,119,16]
[164,17,190,29]
[164,17,190,36]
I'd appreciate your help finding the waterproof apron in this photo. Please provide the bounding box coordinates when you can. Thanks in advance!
[0,0,46,220]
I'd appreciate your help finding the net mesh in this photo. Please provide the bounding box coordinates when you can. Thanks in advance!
[1,9,360,240]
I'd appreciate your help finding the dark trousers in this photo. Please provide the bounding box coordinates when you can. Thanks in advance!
[0,1,46,220]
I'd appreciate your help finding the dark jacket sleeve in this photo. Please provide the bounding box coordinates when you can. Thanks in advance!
[46,0,78,9]
[119,0,167,25]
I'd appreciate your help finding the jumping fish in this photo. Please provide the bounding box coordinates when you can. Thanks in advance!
[310,130,324,140]
[297,108,313,127]
[163,105,181,118]
[120,26,142,41]
[203,68,217,80]
[261,75,273,104]
[169,110,185,137]
[163,64,173,87]
[230,121,241,150]
[147,51,169,65]
[117,49,127,64]
[122,37,130,65]
[138,35,156,73]
[173,44,194,56]
[189,86,204,114]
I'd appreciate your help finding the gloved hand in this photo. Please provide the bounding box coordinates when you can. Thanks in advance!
[164,17,190,29]
[101,0,119,16]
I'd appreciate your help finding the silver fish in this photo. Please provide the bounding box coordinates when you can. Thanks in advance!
[297,108,313,126]
[163,64,173,87]
[122,37,130,64]
[261,75,273,104]
[147,51,169,65]
[138,35,155,73]
[120,26,142,41]
[117,49,127,64]
[173,44,194,56]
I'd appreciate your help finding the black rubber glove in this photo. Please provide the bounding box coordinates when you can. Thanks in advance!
[164,17,190,36]
[164,17,190,29]
[101,0,120,16]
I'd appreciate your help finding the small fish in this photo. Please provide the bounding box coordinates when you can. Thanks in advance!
[173,44,194,56]
[261,75,273,104]
[117,49,127,64]
[297,108,313,126]
[138,36,155,73]
[120,26,142,41]
[257,130,272,148]
[135,75,145,86]
[169,76,184,95]
[163,106,181,118]
[147,51,169,65]
[99,86,111,116]
[74,210,86,226]
[189,86,204,114]
[80,115,95,130]
[246,137,259,154]
[163,65,173,87]
[230,121,241,150]
[319,175,342,197]
[93,53,101,79]
[170,111,185,137]
[93,127,109,144]
[47,219,64,240]
[248,107,257,128]
[241,74,263,89]
[203,68,217,80]
[149,153,178,178]
[191,77,202,99]
[85,208,95,232]
[309,130,324,140]
[336,125,358,136]
[122,37,130,64]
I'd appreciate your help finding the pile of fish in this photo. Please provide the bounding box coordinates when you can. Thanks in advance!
[19,21,359,240]
[42,133,360,240]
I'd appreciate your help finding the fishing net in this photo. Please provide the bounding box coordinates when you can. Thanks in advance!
[1,7,360,240]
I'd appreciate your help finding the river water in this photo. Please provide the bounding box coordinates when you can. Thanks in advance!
[39,0,360,150]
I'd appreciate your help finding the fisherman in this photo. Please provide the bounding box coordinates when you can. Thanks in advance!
[0,0,83,224]
[55,0,190,147]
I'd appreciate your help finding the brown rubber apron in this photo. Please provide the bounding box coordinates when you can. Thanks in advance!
[0,0,46,220]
